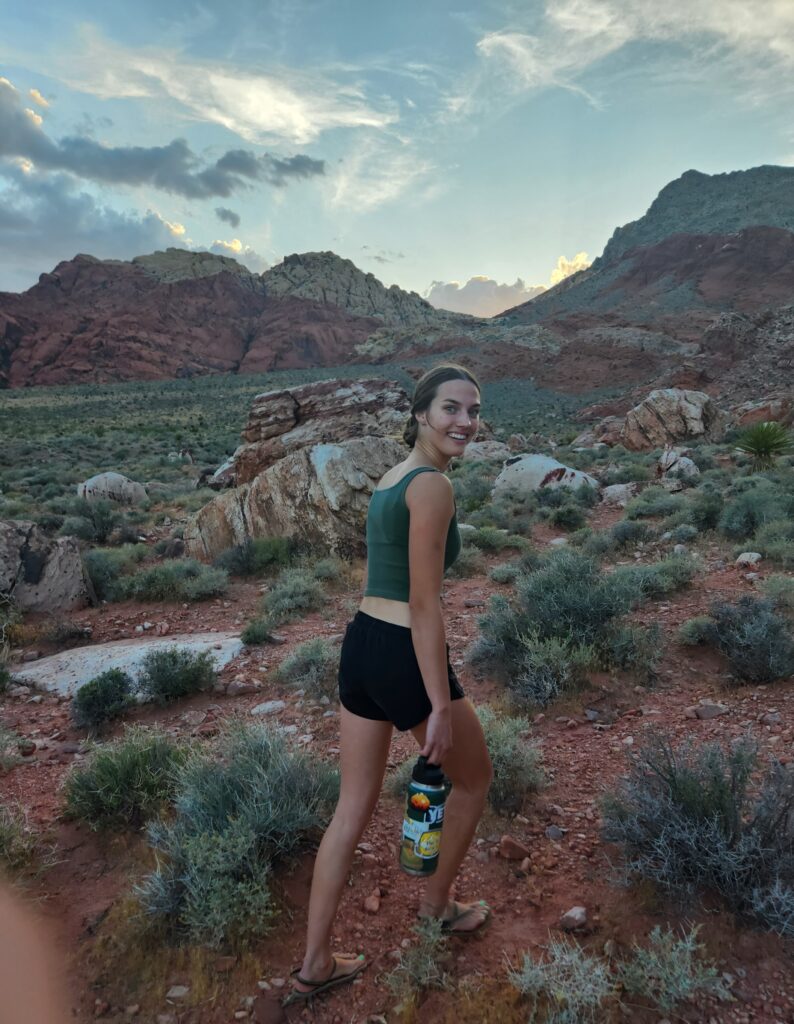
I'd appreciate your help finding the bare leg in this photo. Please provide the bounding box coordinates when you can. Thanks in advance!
[296,707,393,988]
[411,698,493,929]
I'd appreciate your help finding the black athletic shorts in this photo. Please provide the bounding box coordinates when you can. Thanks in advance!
[338,611,465,732]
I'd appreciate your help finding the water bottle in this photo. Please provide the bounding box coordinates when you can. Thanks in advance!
[399,756,448,876]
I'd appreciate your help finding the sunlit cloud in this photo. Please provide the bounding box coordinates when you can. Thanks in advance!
[54,26,397,145]
[24,107,43,126]
[154,213,186,238]
[549,251,591,285]
[28,87,49,108]
[425,276,545,317]
[208,238,269,274]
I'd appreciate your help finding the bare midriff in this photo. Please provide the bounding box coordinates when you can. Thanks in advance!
[359,595,412,627]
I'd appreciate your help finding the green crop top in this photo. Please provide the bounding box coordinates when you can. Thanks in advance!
[364,466,462,602]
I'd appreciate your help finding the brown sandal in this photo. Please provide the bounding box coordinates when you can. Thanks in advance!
[282,954,367,1007]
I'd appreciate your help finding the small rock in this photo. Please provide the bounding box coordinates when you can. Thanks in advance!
[463,599,485,608]
[166,985,189,1000]
[673,544,688,555]
[268,633,288,646]
[22,650,41,662]
[256,980,271,991]
[251,700,287,716]
[735,551,762,567]
[17,738,36,757]
[694,701,729,720]
[499,835,531,860]
[364,894,381,913]
[549,537,568,547]
[279,724,298,734]
[143,621,154,630]
[560,905,587,931]
[8,685,30,698]
[269,978,286,988]
[760,712,782,726]
[545,825,565,840]
[94,1000,110,1018]
[227,679,256,697]
[234,1012,248,1020]
[134,625,144,634]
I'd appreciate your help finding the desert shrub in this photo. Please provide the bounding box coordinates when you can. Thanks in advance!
[276,637,338,698]
[549,503,586,531]
[138,647,216,703]
[58,515,96,541]
[446,544,487,579]
[64,727,188,830]
[0,803,41,876]
[677,616,713,646]
[120,559,228,602]
[384,918,451,1008]
[625,553,699,600]
[466,487,536,533]
[0,725,19,771]
[583,519,652,557]
[601,732,794,934]
[751,518,794,567]
[700,597,794,684]
[136,722,338,946]
[241,618,274,645]
[72,669,134,732]
[58,499,119,544]
[625,486,684,520]
[466,526,527,552]
[489,561,520,585]
[616,925,728,1012]
[669,523,699,543]
[449,459,500,513]
[476,706,543,812]
[600,623,661,684]
[718,485,790,540]
[508,936,613,1023]
[681,488,724,531]
[310,556,346,584]
[509,632,594,707]
[760,574,794,612]
[40,618,91,646]
[571,482,599,508]
[735,421,793,469]
[213,536,293,577]
[471,551,642,682]
[83,545,148,601]
[261,567,325,624]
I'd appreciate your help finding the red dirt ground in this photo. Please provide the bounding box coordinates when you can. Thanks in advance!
[2,515,793,1024]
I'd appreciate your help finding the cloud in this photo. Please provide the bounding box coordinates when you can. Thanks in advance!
[425,254,591,317]
[28,88,49,108]
[362,245,405,264]
[549,251,591,285]
[208,238,269,274]
[215,206,240,228]
[0,76,325,200]
[476,1,794,104]
[425,276,546,317]
[0,166,184,292]
[330,136,436,211]
[53,26,397,145]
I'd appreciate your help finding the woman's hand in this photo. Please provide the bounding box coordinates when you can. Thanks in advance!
[420,705,452,766]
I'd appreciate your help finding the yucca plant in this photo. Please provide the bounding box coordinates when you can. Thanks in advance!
[735,421,793,469]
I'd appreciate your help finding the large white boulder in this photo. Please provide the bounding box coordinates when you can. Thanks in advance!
[492,455,599,497]
[77,472,148,505]
[621,389,727,451]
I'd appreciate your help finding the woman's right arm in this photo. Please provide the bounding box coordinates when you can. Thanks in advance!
[406,472,456,765]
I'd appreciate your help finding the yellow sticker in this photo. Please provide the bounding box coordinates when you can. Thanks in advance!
[417,831,441,858]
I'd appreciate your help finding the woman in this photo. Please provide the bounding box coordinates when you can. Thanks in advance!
[287,364,494,1005]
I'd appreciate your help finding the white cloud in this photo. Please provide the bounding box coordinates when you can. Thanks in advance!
[28,88,49,108]
[24,107,43,127]
[549,250,591,285]
[54,27,397,145]
[208,238,269,274]
[425,276,545,317]
[329,136,437,211]
[425,253,591,317]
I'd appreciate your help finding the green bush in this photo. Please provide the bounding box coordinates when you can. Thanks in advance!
[213,537,293,577]
[83,545,148,601]
[718,485,790,540]
[241,618,274,645]
[681,489,724,531]
[276,638,339,698]
[752,518,794,567]
[476,706,543,812]
[58,515,96,541]
[620,553,699,600]
[670,523,699,543]
[616,925,727,1012]
[602,732,794,934]
[735,421,793,469]
[136,722,338,946]
[600,624,661,685]
[550,503,586,531]
[384,918,451,1008]
[701,597,794,684]
[261,567,325,625]
[138,647,217,703]
[625,486,684,520]
[445,544,487,579]
[760,574,794,612]
[583,519,652,557]
[72,669,134,731]
[64,727,188,830]
[120,560,228,602]
[677,616,713,646]
[509,631,594,707]
[466,526,527,552]
[508,936,613,1022]
[0,802,41,876]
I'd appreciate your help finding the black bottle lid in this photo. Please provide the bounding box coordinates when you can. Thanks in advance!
[412,755,446,787]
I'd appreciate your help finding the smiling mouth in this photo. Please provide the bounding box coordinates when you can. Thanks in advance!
[448,433,469,442]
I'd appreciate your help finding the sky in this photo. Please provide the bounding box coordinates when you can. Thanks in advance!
[2,0,794,314]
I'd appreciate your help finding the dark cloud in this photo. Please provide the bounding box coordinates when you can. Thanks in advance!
[215,206,241,228]
[0,166,180,292]
[0,78,325,200]
[363,246,406,264]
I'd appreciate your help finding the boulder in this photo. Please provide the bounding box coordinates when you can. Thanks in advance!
[461,440,513,461]
[185,436,405,562]
[657,448,700,480]
[583,415,626,447]
[0,521,94,613]
[77,471,147,505]
[600,482,641,507]
[492,455,599,498]
[735,397,793,426]
[232,378,409,484]
[621,389,727,451]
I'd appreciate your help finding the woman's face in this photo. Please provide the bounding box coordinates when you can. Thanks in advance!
[418,379,481,455]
